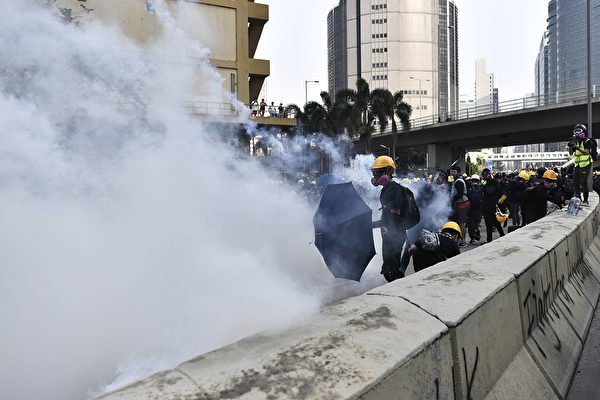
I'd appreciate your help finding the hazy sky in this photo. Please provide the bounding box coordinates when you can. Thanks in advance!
[255,0,549,106]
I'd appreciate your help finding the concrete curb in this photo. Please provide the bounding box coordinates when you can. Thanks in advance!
[97,194,600,400]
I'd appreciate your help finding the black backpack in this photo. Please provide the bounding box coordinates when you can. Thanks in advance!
[401,185,420,229]
[467,184,482,203]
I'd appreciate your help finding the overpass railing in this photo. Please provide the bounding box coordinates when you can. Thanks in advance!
[370,85,597,137]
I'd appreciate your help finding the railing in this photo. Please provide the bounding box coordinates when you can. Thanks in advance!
[371,85,598,136]
[117,98,240,117]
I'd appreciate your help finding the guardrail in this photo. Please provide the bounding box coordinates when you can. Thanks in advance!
[367,85,599,137]
[96,194,600,399]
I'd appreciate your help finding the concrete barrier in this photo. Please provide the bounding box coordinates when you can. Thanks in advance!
[97,194,600,400]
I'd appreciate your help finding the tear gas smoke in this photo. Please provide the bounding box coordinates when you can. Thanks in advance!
[0,2,451,399]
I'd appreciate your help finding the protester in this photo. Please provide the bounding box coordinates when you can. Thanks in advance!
[466,174,483,244]
[543,169,564,208]
[408,221,461,272]
[569,123,594,205]
[506,171,529,227]
[448,165,470,247]
[522,167,548,225]
[278,103,284,118]
[481,168,505,242]
[371,156,413,282]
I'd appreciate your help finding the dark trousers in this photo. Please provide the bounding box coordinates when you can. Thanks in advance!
[508,202,521,226]
[483,211,505,242]
[574,165,591,202]
[381,228,406,282]
[467,208,482,241]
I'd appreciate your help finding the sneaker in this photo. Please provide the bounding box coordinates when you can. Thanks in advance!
[458,240,468,247]
[469,239,477,245]
[582,201,590,206]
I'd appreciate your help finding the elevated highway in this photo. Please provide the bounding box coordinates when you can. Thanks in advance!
[363,97,600,169]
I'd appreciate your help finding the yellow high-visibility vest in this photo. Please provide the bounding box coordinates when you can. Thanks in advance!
[573,141,592,168]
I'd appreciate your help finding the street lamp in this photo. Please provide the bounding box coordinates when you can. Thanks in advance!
[409,76,431,119]
[305,80,319,105]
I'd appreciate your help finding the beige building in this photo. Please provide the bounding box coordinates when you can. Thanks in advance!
[328,0,459,122]
[54,0,269,105]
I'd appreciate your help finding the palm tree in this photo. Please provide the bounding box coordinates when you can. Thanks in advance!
[392,91,412,159]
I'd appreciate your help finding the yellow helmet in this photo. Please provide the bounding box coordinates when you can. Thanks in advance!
[518,171,530,181]
[372,155,396,171]
[441,221,462,239]
[542,170,558,181]
[496,206,508,223]
[297,179,305,185]
[448,176,455,183]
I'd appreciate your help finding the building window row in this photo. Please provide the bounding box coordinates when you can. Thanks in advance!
[371,4,387,10]
[401,89,427,95]
[373,75,388,81]
[372,33,388,39]
[372,18,387,24]
[372,47,388,53]
[415,105,428,110]
[372,62,388,68]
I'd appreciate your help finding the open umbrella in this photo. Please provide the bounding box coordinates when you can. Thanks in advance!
[316,173,344,187]
[313,182,376,281]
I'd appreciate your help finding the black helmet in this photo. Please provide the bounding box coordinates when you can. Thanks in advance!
[573,123,587,136]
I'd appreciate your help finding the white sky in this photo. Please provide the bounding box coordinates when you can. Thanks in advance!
[255,0,549,106]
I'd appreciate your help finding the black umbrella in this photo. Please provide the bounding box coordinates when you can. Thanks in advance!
[313,182,376,281]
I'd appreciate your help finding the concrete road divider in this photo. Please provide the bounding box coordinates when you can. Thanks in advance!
[97,194,600,400]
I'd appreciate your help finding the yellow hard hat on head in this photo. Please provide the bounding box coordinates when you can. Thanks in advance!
[372,155,396,171]
[441,221,462,239]
[518,171,530,181]
[542,170,558,181]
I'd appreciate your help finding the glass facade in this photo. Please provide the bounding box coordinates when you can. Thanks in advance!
[438,0,449,119]
[327,2,347,98]
[546,0,600,99]
[448,1,459,118]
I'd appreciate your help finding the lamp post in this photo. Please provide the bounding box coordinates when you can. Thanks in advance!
[305,80,320,105]
[587,0,593,139]
[409,76,431,119]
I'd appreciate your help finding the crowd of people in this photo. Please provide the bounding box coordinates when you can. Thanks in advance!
[250,98,285,118]
[370,122,599,283]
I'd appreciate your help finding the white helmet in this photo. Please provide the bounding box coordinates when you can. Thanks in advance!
[470,174,480,181]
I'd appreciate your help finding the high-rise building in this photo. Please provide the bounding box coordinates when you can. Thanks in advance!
[545,0,600,99]
[535,32,549,103]
[474,58,495,114]
[54,0,269,105]
[327,0,459,121]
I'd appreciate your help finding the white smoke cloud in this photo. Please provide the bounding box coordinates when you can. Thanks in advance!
[0,2,453,399]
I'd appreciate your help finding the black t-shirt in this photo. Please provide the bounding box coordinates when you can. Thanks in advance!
[380,181,407,231]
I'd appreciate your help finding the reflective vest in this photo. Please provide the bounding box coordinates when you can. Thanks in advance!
[573,141,592,168]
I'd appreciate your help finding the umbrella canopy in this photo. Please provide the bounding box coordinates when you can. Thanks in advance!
[316,173,344,187]
[313,182,376,281]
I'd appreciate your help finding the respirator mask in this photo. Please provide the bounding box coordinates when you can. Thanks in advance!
[371,168,391,187]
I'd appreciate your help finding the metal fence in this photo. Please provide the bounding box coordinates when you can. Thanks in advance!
[398,85,596,132]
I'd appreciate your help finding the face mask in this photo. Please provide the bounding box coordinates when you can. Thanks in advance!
[371,174,390,187]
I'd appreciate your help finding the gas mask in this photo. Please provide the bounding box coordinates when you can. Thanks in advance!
[371,169,391,187]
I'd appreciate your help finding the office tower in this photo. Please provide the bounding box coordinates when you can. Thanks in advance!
[327,0,459,121]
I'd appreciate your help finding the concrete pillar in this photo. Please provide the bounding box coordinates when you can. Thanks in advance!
[427,143,466,171]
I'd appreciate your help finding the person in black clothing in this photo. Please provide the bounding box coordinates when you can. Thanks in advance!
[466,174,483,244]
[448,166,470,247]
[371,156,407,282]
[507,171,529,226]
[481,168,505,243]
[543,169,564,207]
[409,221,461,272]
[521,170,547,225]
